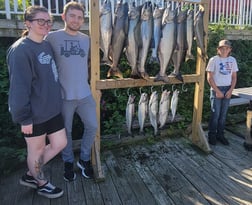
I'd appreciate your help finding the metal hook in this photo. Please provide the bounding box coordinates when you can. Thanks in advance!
[127,88,131,96]
[151,86,154,93]
[182,83,188,92]
[161,85,164,92]
[139,87,142,94]
[172,84,176,92]
[114,89,120,97]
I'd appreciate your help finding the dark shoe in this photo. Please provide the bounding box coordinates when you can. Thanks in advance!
[64,162,76,182]
[77,160,94,179]
[217,136,229,145]
[208,136,217,145]
[19,173,38,189]
[37,181,64,199]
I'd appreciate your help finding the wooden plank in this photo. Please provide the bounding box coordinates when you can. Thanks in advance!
[0,166,34,205]
[131,145,211,205]
[157,140,229,205]
[0,19,89,37]
[104,151,140,204]
[225,29,252,41]
[111,147,159,205]
[96,74,201,90]
[191,1,209,152]
[229,98,250,107]
[97,162,123,204]
[50,157,69,205]
[89,0,104,180]
[168,138,252,204]
[130,153,175,205]
[82,177,104,205]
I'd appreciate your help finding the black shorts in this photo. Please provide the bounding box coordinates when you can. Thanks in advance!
[23,114,64,138]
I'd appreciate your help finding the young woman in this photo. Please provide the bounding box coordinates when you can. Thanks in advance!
[7,6,67,199]
[206,39,238,146]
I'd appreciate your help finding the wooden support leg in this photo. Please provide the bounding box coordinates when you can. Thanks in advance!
[244,110,252,151]
[92,135,105,181]
[195,123,211,153]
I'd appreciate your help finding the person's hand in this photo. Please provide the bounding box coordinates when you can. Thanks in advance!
[225,89,232,99]
[216,90,224,98]
[21,124,33,135]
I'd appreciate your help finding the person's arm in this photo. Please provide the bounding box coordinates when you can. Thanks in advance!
[7,47,33,127]
[207,71,224,98]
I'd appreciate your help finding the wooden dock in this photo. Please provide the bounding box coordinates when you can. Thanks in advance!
[1,125,252,205]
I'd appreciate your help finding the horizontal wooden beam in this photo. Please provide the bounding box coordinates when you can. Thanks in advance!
[225,29,252,40]
[96,74,201,90]
[0,19,89,37]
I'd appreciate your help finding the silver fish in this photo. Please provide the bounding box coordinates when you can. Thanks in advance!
[148,90,159,136]
[185,7,195,62]
[100,0,113,65]
[126,94,135,136]
[158,89,170,128]
[125,2,141,78]
[170,6,187,83]
[138,1,153,80]
[155,5,176,83]
[138,92,148,135]
[194,9,207,60]
[107,1,128,79]
[149,5,163,64]
[170,89,179,122]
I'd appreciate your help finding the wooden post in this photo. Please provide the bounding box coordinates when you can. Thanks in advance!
[89,0,105,181]
[191,2,211,153]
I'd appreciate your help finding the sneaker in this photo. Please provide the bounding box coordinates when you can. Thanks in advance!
[19,173,38,189]
[64,162,76,182]
[37,181,64,199]
[77,160,94,179]
[208,136,217,145]
[217,136,229,145]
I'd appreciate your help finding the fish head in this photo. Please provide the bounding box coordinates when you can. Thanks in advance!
[176,6,187,23]
[128,2,140,20]
[153,5,163,19]
[141,1,153,21]
[115,1,129,19]
[162,5,175,24]
[128,94,135,104]
[100,0,112,15]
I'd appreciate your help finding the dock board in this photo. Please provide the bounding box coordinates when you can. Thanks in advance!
[1,125,252,205]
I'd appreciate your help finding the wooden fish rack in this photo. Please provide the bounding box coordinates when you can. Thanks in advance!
[89,0,210,180]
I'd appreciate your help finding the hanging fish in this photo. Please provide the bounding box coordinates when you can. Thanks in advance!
[138,92,148,135]
[148,90,159,136]
[125,2,141,78]
[170,6,187,83]
[149,4,163,64]
[107,0,129,79]
[185,7,195,62]
[100,0,113,65]
[194,9,208,60]
[138,1,153,80]
[126,94,135,136]
[158,89,170,128]
[155,4,176,83]
[170,89,179,122]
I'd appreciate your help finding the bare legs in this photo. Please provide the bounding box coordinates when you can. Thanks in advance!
[25,129,67,186]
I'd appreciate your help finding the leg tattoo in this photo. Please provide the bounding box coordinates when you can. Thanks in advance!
[34,157,45,181]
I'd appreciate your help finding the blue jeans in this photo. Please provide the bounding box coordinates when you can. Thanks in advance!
[208,86,231,138]
[61,95,98,163]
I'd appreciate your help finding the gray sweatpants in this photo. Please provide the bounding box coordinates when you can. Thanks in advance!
[61,95,97,162]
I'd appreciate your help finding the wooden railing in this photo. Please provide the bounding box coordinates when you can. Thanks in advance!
[0,0,252,27]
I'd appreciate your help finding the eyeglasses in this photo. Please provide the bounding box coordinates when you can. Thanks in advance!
[30,18,53,26]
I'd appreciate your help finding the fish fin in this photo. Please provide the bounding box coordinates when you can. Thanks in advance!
[107,68,123,78]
